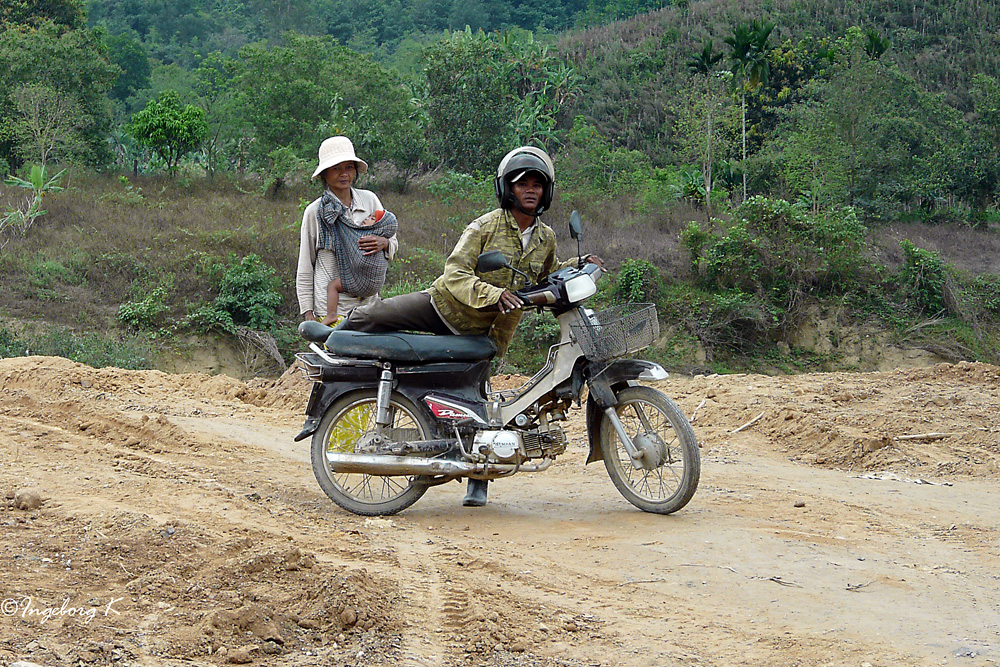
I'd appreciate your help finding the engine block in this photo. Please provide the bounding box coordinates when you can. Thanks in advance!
[521,424,567,458]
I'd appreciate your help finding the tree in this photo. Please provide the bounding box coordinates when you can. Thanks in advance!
[725,20,774,201]
[233,33,427,177]
[970,74,1000,207]
[863,28,890,61]
[684,40,727,216]
[422,29,516,174]
[193,52,240,178]
[105,31,152,104]
[11,83,86,167]
[0,22,118,170]
[557,116,653,195]
[127,90,209,173]
[499,30,582,147]
[770,27,980,220]
[971,74,1000,162]
[0,0,85,29]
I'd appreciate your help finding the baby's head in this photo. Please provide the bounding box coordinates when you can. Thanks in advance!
[364,210,385,225]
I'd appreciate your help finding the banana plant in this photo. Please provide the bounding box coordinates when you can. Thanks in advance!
[1,165,66,248]
[5,164,67,194]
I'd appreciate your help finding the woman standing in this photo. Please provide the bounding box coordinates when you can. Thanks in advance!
[296,136,398,323]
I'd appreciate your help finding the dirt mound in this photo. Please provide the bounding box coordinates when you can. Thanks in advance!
[246,359,311,412]
[3,355,1000,666]
[663,361,1000,477]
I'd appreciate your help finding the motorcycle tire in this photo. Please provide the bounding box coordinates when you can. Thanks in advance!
[600,385,700,515]
[311,390,433,516]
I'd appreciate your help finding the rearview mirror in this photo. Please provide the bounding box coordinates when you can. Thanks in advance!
[569,210,583,240]
[476,250,510,273]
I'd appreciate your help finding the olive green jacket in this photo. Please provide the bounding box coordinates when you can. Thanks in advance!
[428,208,579,356]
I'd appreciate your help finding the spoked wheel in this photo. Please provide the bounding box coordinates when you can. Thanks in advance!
[311,391,432,516]
[601,385,700,514]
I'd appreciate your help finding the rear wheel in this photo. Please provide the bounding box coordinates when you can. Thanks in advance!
[601,386,700,514]
[311,391,432,516]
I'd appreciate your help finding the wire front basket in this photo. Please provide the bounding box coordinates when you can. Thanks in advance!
[569,304,659,361]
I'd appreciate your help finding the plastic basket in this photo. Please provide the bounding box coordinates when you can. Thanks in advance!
[569,304,659,361]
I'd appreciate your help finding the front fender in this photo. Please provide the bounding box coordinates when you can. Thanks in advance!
[583,359,668,464]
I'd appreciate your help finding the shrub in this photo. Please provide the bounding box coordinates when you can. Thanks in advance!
[212,254,283,329]
[963,273,1000,316]
[118,283,171,330]
[1,166,66,250]
[614,258,663,303]
[690,289,777,357]
[702,197,871,322]
[899,239,947,314]
[186,303,236,334]
[4,325,153,369]
[637,168,684,214]
[29,258,84,289]
[679,221,711,275]
[557,116,655,197]
[427,171,491,205]
[0,326,24,357]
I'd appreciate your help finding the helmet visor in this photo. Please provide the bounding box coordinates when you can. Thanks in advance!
[509,168,548,184]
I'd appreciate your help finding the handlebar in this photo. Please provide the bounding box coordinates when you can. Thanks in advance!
[514,290,546,307]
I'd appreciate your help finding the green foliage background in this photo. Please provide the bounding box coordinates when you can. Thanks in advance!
[2,0,1000,375]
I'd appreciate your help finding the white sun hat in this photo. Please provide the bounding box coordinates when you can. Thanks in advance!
[312,136,369,179]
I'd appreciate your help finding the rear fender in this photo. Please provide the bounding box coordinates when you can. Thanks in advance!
[294,381,369,442]
[583,359,667,464]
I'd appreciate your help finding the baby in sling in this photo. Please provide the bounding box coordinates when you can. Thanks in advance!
[316,192,398,326]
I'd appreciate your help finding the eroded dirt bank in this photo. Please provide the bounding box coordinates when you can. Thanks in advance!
[2,356,999,666]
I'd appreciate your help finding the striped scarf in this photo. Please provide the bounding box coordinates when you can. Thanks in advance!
[317,191,398,298]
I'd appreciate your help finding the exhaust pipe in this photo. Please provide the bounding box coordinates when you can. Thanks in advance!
[325,452,553,476]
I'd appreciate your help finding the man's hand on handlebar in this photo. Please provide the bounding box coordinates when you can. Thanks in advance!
[497,289,524,314]
[584,254,605,269]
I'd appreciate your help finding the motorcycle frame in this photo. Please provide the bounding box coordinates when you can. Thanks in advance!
[489,307,586,424]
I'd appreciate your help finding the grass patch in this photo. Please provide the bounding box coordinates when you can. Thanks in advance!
[1,323,154,370]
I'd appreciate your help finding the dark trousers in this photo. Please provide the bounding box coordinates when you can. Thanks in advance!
[342,291,453,336]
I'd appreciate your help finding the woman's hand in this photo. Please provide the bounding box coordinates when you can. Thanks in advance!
[359,235,388,256]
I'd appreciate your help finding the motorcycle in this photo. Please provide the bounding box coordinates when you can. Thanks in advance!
[294,212,700,516]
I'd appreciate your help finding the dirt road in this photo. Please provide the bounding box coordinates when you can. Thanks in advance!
[2,356,999,666]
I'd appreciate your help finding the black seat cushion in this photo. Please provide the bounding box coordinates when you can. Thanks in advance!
[323,330,496,363]
[299,320,334,342]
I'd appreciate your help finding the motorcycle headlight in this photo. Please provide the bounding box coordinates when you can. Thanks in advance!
[564,274,597,303]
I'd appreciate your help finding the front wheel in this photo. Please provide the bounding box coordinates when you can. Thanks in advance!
[311,391,432,516]
[601,386,700,514]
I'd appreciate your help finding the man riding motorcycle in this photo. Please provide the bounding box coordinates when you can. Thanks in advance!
[337,146,603,506]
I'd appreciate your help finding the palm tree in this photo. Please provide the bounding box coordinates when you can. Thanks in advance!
[864,28,890,60]
[725,20,774,200]
[686,41,724,215]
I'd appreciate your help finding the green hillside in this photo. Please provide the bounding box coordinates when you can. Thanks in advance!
[2,0,999,375]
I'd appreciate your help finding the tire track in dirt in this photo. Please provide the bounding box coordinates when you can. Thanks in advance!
[386,528,453,666]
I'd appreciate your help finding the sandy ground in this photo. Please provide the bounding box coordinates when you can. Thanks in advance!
[2,355,999,667]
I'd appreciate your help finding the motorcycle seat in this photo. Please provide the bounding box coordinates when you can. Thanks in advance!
[322,329,496,363]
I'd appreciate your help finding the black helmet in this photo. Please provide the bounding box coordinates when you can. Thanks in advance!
[494,146,555,215]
